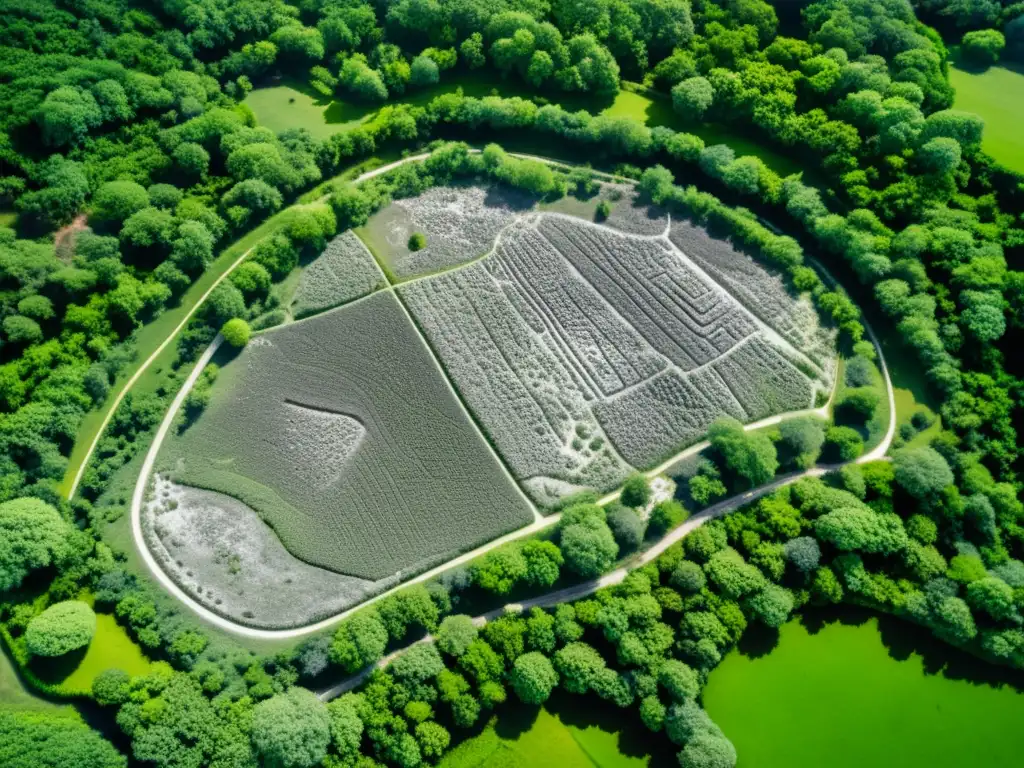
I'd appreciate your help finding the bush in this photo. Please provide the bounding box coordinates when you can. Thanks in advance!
[220,318,251,347]
[606,504,645,552]
[620,473,651,508]
[408,232,427,251]
[824,426,864,462]
[25,601,96,657]
[961,29,1005,67]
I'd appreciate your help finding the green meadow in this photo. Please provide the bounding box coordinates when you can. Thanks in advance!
[950,64,1024,173]
[703,609,1024,767]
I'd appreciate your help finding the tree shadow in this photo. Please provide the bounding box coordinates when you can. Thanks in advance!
[737,622,780,659]
[29,646,88,685]
[492,701,540,740]
[543,690,677,765]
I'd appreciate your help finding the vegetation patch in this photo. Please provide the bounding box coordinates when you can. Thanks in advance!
[291,231,387,319]
[357,183,535,280]
[143,477,398,629]
[949,65,1024,172]
[157,289,535,582]
[401,193,835,505]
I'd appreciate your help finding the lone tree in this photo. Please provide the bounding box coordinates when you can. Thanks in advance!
[252,687,331,768]
[408,232,427,251]
[0,498,72,593]
[620,472,651,508]
[220,318,251,348]
[26,601,96,657]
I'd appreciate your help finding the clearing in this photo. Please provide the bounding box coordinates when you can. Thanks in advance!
[155,289,534,589]
[950,64,1024,173]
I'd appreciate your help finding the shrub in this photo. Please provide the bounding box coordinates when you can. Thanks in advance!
[824,426,863,462]
[221,318,251,347]
[620,472,651,508]
[606,504,645,552]
[408,232,427,251]
[25,601,96,657]
[961,29,1005,67]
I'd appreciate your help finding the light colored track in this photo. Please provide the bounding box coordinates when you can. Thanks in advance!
[123,154,896,641]
[68,154,431,499]
[316,462,852,701]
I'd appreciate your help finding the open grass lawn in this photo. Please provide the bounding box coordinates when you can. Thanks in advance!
[439,695,671,768]
[35,614,152,697]
[877,326,942,452]
[950,64,1024,173]
[0,643,65,712]
[704,608,1024,767]
[244,76,807,179]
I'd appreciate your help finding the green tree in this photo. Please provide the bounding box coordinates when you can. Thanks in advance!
[92,181,149,226]
[0,710,125,768]
[658,659,700,701]
[815,507,908,554]
[824,426,864,462]
[327,695,363,763]
[961,29,1005,67]
[0,498,72,592]
[553,642,606,694]
[621,472,651,508]
[436,615,477,657]
[221,318,251,348]
[743,585,795,628]
[778,417,826,469]
[672,76,714,119]
[893,447,954,500]
[708,417,778,487]
[330,611,388,673]
[25,601,96,657]
[252,688,330,768]
[510,651,559,704]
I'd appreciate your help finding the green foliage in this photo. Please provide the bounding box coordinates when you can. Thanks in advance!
[436,615,477,658]
[620,472,651,508]
[408,232,427,251]
[25,600,96,657]
[252,688,330,768]
[961,29,1005,66]
[814,507,909,555]
[708,417,778,487]
[0,498,72,592]
[824,426,864,462]
[510,651,558,704]
[0,711,125,768]
[221,318,251,348]
[893,447,954,500]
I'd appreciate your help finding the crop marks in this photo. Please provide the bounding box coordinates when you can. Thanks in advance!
[402,205,835,503]
[291,231,387,318]
[158,290,535,583]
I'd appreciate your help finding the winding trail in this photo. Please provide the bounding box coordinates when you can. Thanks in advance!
[67,155,431,499]
[120,152,896,643]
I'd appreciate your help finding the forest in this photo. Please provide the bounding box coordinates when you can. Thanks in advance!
[0,0,1022,766]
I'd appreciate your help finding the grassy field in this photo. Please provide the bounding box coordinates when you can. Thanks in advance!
[59,201,331,498]
[438,697,670,768]
[35,614,152,697]
[877,327,942,452]
[0,643,65,712]
[157,289,534,585]
[704,608,1024,767]
[949,64,1024,173]
[244,76,805,178]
